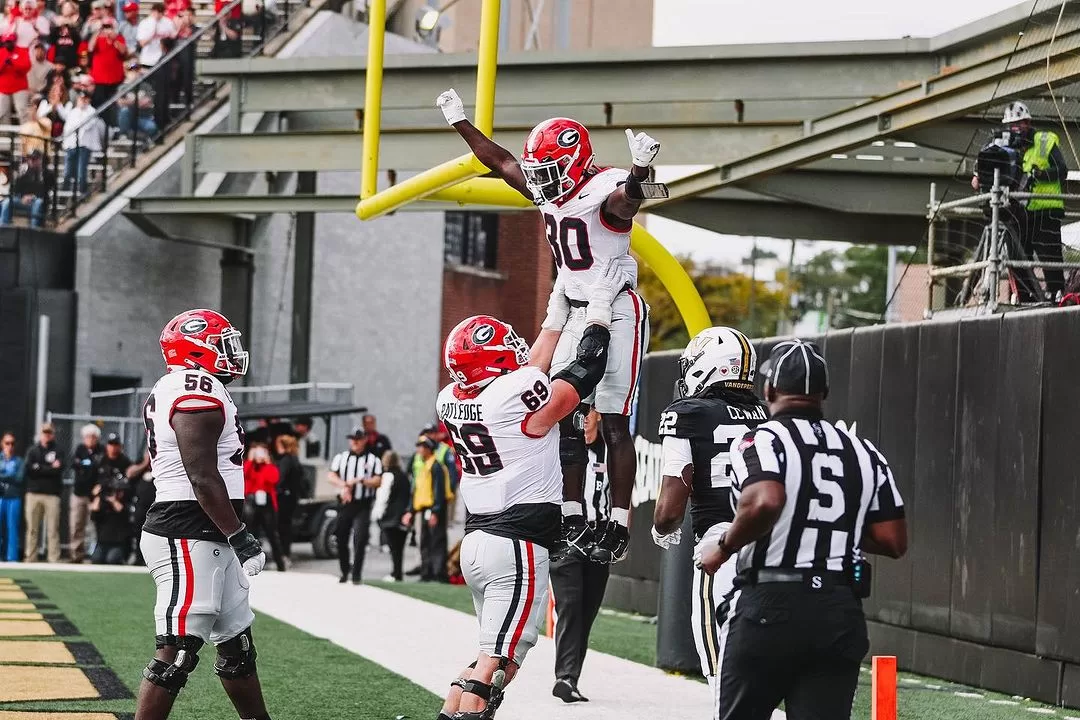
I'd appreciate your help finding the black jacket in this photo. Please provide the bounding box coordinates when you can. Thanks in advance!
[12,166,55,203]
[379,468,412,529]
[24,441,64,496]
[71,442,102,497]
[91,484,132,545]
[275,454,307,501]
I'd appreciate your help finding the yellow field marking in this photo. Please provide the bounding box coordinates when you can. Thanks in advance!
[0,602,34,610]
[0,612,43,620]
[0,666,98,701]
[0,714,118,720]
[0,640,75,664]
[0,577,14,584]
[0,590,29,601]
[0,620,54,637]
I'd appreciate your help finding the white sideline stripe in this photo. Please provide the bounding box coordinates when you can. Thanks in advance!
[247,572,788,720]
[0,561,146,574]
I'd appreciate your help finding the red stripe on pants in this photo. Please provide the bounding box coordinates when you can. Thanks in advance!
[178,539,195,636]
[507,541,536,662]
[622,291,644,415]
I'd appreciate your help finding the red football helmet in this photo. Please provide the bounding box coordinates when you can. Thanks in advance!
[159,308,249,380]
[444,315,529,392]
[521,117,594,204]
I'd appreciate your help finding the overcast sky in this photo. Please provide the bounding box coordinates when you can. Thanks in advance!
[646,0,1027,267]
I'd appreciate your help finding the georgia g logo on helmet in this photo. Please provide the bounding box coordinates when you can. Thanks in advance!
[472,324,495,345]
[556,128,580,148]
[178,317,208,335]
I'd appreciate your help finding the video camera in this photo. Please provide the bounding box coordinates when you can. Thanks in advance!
[976,133,1025,194]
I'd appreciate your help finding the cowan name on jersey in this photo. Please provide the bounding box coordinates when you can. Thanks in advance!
[142,367,246,541]
[659,394,768,539]
[436,365,562,548]
[542,167,638,303]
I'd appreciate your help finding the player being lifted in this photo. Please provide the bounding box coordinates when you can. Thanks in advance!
[136,309,272,720]
[437,88,662,563]
[434,267,628,720]
[650,328,768,696]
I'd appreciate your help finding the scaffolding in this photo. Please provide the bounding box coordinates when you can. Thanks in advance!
[926,169,1080,318]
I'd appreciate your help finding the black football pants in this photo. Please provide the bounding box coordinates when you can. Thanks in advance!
[336,500,373,581]
[717,584,868,720]
[550,551,610,684]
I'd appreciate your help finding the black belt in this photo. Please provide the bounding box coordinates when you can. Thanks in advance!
[742,568,850,587]
[566,285,632,309]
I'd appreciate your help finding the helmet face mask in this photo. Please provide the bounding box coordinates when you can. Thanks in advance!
[211,327,249,377]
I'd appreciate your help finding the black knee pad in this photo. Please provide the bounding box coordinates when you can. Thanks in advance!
[144,636,203,696]
[558,404,588,467]
[215,626,257,679]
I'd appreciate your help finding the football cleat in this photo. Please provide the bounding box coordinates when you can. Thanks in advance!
[551,516,594,561]
[589,521,630,564]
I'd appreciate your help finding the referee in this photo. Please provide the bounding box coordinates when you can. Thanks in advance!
[550,408,610,703]
[698,339,908,720]
[328,427,383,584]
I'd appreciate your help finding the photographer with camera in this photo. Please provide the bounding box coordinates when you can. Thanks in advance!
[89,434,133,565]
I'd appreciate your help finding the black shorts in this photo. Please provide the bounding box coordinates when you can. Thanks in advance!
[716,584,869,720]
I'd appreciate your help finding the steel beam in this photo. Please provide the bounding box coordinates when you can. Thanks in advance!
[738,170,970,216]
[650,198,929,246]
[652,13,1080,207]
[202,45,939,120]
[188,124,804,173]
[125,195,531,214]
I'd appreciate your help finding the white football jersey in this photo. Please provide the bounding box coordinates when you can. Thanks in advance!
[143,368,245,503]
[436,366,562,515]
[541,166,638,302]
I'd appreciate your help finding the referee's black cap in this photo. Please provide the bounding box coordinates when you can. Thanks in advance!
[760,339,829,398]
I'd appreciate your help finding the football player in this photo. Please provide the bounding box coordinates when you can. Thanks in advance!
[437,88,660,564]
[650,327,768,697]
[434,267,626,720]
[135,309,272,720]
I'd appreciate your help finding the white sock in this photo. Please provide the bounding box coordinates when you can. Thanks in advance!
[611,508,629,527]
[562,501,583,517]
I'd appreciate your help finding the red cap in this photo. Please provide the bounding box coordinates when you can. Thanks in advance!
[122,1,138,10]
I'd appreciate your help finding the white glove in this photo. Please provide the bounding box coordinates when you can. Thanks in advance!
[542,274,570,331]
[585,260,632,328]
[436,88,466,126]
[652,525,682,551]
[693,522,730,566]
[625,128,660,167]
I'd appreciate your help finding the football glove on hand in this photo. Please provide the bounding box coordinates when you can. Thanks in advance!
[652,526,682,550]
[436,88,466,126]
[228,524,266,576]
[542,274,571,331]
[585,260,632,328]
[625,128,660,168]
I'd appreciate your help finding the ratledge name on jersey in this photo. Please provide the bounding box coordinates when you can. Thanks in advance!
[439,401,485,422]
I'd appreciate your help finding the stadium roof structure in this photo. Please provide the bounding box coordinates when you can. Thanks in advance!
[129,0,1080,245]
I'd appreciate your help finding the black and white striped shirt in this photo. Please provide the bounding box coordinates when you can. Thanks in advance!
[330,450,383,503]
[729,409,904,574]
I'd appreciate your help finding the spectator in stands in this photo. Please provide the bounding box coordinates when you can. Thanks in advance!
[22,422,62,563]
[2,150,53,226]
[0,33,31,123]
[243,443,286,571]
[404,437,449,583]
[20,97,52,154]
[56,87,103,195]
[209,8,241,59]
[27,40,48,94]
[81,0,105,40]
[136,2,174,67]
[0,168,9,197]
[378,450,411,582]
[117,0,136,49]
[86,14,125,117]
[12,0,49,48]
[164,0,188,19]
[68,422,101,563]
[273,433,304,566]
[39,73,67,138]
[36,0,55,26]
[169,5,194,104]
[115,66,156,142]
[48,17,81,77]
[88,435,133,565]
[0,432,23,563]
[292,415,320,460]
[362,413,392,458]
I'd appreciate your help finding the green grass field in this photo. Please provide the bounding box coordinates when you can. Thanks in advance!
[372,580,1080,720]
[0,569,442,720]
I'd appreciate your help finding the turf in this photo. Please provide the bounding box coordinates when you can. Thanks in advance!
[0,570,442,720]
[373,580,1079,720]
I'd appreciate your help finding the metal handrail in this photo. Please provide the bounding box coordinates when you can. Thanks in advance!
[88,381,355,398]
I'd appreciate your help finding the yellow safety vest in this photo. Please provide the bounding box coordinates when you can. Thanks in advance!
[1022,131,1064,211]
[411,454,454,511]
[410,444,452,486]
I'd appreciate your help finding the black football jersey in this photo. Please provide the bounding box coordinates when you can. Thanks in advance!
[658,395,769,538]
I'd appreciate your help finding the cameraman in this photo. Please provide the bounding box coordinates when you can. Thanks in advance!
[973,101,1068,301]
[89,434,132,565]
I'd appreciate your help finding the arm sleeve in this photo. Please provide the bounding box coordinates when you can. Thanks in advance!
[865,442,905,524]
[660,436,693,480]
[730,428,785,492]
